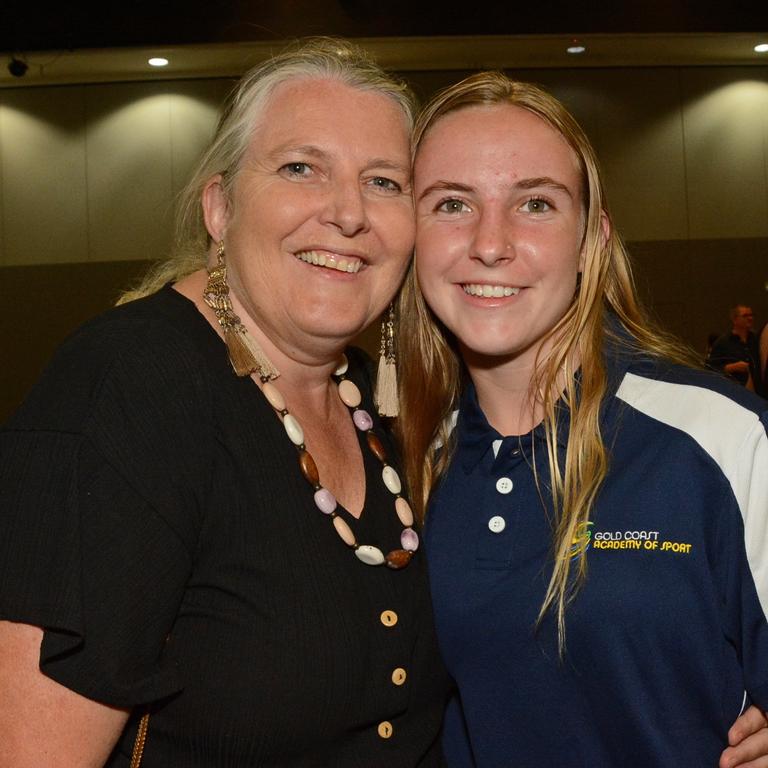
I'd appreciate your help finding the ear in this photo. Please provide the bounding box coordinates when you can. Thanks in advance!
[578,209,611,272]
[202,174,229,243]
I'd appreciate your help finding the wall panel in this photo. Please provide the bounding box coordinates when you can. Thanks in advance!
[0,87,89,265]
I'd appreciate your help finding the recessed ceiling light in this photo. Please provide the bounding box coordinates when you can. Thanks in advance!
[755,43,768,53]
[567,43,586,55]
[148,57,169,67]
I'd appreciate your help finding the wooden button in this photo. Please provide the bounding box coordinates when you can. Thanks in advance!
[380,610,398,627]
[377,720,393,739]
[391,667,407,686]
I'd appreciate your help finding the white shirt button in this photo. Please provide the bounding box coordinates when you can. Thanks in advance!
[488,515,506,533]
[495,477,513,494]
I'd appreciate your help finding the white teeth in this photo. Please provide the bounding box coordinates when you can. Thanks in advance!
[295,250,361,273]
[463,284,520,297]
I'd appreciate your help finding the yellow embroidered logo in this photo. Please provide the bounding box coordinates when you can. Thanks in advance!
[591,530,692,554]
[570,521,594,558]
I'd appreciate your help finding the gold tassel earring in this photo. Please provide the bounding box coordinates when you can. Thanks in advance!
[203,241,280,380]
[375,302,399,417]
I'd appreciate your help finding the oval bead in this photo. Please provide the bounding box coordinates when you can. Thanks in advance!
[333,516,356,547]
[261,381,285,411]
[337,379,362,408]
[298,450,319,485]
[314,488,337,514]
[401,527,419,552]
[366,432,387,462]
[352,409,373,432]
[385,549,413,570]
[355,544,385,566]
[382,466,402,495]
[395,497,414,527]
[334,354,349,376]
[283,413,304,446]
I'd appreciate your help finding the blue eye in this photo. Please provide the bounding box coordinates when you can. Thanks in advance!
[436,199,470,214]
[522,198,551,213]
[280,162,312,177]
[369,176,402,193]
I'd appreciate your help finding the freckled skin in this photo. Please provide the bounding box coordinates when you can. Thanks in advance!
[414,104,585,371]
[206,78,415,360]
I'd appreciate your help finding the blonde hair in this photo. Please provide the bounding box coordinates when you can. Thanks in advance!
[119,37,416,303]
[397,72,696,648]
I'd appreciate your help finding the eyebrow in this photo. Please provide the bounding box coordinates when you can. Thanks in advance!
[417,181,474,202]
[417,176,574,202]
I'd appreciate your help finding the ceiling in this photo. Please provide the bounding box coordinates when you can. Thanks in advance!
[1,0,767,87]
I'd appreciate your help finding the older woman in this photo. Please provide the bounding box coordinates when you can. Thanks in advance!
[399,72,768,767]
[0,40,447,766]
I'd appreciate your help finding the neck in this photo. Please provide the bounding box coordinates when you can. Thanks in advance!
[462,339,577,437]
[733,327,748,342]
[470,368,539,437]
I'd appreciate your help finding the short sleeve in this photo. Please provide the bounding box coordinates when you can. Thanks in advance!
[0,305,213,707]
[0,431,190,705]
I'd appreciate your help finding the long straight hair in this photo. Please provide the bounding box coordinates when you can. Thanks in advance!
[397,72,696,648]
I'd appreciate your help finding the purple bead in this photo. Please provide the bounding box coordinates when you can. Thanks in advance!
[401,527,419,552]
[352,409,373,432]
[314,488,337,515]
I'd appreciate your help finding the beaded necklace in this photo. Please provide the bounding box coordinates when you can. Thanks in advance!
[202,246,416,568]
[258,354,418,569]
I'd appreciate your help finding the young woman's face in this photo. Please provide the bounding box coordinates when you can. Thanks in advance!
[414,103,586,370]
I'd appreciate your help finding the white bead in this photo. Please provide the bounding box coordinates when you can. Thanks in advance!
[261,381,285,411]
[382,466,402,495]
[334,354,349,376]
[333,516,356,546]
[337,379,362,408]
[283,414,304,446]
[355,545,385,566]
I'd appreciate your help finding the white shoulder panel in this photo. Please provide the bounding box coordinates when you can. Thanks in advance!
[616,371,768,616]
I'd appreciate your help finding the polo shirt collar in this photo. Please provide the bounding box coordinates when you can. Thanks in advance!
[456,382,571,474]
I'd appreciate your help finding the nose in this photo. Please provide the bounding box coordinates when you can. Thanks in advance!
[471,207,513,266]
[321,176,370,237]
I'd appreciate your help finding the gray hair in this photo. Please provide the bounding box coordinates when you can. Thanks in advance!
[121,37,416,302]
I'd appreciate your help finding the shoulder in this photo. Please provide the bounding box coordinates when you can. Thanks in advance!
[5,287,217,434]
[614,357,767,470]
[617,357,765,418]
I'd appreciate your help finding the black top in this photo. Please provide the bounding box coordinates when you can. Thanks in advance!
[707,330,764,397]
[0,286,448,767]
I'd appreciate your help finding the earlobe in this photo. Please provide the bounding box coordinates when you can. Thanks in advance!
[202,174,229,243]
[599,211,611,249]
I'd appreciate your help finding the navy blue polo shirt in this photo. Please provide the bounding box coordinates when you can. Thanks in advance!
[426,347,768,767]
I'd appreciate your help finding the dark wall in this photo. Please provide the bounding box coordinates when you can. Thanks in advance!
[0,261,152,421]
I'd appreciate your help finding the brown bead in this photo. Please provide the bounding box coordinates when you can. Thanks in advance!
[385,549,413,570]
[366,432,387,462]
[298,450,319,485]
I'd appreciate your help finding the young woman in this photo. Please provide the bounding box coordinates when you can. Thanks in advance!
[399,72,768,767]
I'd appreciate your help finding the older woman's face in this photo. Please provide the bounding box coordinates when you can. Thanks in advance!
[206,78,414,357]
[414,104,585,369]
